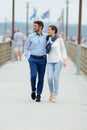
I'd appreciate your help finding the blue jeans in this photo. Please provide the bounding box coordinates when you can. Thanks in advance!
[47,61,62,96]
[28,55,47,98]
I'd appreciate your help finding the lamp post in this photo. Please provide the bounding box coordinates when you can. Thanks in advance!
[26,2,29,37]
[76,0,82,75]
[4,18,7,34]
[12,0,15,39]
[78,0,82,45]
[61,8,64,37]
[59,20,62,34]
[66,0,69,40]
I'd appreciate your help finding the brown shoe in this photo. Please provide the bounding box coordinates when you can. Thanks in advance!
[49,93,54,102]
[52,95,57,103]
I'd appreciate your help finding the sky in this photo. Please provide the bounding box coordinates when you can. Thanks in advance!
[0,0,87,25]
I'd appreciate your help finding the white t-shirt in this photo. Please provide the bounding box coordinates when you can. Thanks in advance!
[14,32,24,47]
[48,38,67,63]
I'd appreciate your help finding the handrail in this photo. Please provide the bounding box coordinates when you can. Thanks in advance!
[0,42,11,66]
[66,41,87,75]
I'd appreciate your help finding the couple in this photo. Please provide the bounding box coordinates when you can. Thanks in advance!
[24,20,67,103]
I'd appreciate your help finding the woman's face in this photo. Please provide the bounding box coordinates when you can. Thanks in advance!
[48,27,55,36]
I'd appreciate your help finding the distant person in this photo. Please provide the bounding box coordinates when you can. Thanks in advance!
[2,34,12,43]
[14,29,25,60]
[46,25,67,103]
[24,21,47,102]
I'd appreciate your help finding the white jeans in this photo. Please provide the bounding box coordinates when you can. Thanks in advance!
[47,61,62,96]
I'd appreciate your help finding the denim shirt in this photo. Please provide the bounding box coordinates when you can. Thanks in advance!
[24,32,47,59]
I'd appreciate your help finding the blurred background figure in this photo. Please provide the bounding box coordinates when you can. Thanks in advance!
[14,29,25,61]
[2,33,12,43]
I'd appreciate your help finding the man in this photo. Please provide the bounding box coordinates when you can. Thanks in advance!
[14,29,25,60]
[24,21,47,102]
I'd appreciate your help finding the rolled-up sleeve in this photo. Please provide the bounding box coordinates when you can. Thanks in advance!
[59,38,67,60]
[24,36,31,60]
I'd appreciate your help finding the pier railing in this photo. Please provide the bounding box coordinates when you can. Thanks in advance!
[66,41,87,75]
[0,42,11,66]
[0,40,87,75]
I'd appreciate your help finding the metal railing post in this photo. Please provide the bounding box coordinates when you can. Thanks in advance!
[76,44,81,74]
[11,40,15,62]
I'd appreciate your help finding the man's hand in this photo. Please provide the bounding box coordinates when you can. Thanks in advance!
[58,34,63,38]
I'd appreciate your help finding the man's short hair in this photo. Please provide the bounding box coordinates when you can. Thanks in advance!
[34,20,44,29]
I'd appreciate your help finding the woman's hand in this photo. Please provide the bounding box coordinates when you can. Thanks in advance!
[63,59,67,67]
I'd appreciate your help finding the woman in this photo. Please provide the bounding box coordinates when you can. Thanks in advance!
[47,25,67,103]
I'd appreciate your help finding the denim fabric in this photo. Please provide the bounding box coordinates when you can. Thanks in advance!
[24,32,47,59]
[28,55,47,98]
[47,61,62,95]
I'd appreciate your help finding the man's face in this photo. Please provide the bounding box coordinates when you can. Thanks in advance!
[33,23,40,32]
